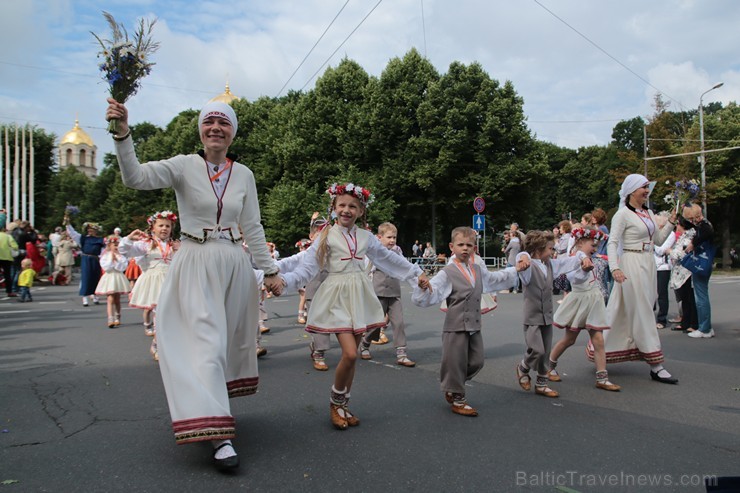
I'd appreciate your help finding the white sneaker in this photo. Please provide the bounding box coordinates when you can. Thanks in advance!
[82,297,89,306]
[688,329,715,338]
[93,296,100,305]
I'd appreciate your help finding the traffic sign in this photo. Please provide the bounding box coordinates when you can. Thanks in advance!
[473,197,485,213]
[473,214,485,231]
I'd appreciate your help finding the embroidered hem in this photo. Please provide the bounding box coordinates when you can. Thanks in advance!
[586,346,664,364]
[129,302,157,310]
[173,416,235,444]
[554,322,609,332]
[227,377,259,398]
[305,321,385,336]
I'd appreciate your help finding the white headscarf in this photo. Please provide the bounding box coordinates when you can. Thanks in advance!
[198,101,238,138]
[618,173,649,209]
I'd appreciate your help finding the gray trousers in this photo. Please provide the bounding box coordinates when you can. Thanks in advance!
[522,324,553,376]
[362,296,406,348]
[440,331,484,394]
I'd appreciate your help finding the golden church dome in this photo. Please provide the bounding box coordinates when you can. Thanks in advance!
[209,82,240,104]
[60,119,95,147]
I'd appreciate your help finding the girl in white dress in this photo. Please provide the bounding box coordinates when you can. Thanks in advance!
[106,98,281,471]
[280,183,430,430]
[548,228,620,391]
[94,235,130,328]
[119,211,179,361]
[591,174,677,384]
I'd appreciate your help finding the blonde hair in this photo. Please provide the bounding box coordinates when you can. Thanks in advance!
[451,226,476,242]
[377,222,397,236]
[524,230,555,256]
[21,258,33,269]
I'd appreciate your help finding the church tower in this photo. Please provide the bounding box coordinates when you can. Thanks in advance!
[59,119,97,178]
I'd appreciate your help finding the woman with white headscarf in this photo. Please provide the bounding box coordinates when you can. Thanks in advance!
[587,174,678,384]
[105,97,282,470]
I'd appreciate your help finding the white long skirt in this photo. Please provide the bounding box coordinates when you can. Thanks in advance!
[157,239,260,444]
[588,251,664,364]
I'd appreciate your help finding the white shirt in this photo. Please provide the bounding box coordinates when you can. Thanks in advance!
[514,251,584,286]
[412,264,517,307]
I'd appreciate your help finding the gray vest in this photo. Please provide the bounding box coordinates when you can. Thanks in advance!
[373,269,401,298]
[522,261,554,325]
[442,263,482,332]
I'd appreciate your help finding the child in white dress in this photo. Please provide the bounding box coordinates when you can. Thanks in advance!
[548,228,620,391]
[280,183,430,430]
[119,211,178,360]
[94,235,130,328]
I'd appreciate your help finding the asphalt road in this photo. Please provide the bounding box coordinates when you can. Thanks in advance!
[1,274,739,492]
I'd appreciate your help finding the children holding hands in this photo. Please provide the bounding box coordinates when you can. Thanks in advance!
[514,230,594,398]
[548,228,620,391]
[279,183,430,430]
[412,227,528,417]
[359,222,416,367]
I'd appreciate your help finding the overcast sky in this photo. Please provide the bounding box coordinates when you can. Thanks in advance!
[1,0,738,167]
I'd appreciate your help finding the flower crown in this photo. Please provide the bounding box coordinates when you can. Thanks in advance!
[571,228,608,243]
[105,234,121,245]
[147,210,178,226]
[327,183,374,208]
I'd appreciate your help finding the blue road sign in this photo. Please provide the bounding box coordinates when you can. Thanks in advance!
[473,214,485,231]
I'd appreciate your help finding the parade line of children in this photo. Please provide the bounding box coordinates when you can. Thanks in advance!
[59,182,638,440]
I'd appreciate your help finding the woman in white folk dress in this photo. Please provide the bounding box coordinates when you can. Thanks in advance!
[589,174,678,384]
[106,98,282,471]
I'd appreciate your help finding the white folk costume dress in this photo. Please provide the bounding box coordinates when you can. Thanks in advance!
[552,250,608,332]
[94,251,130,295]
[115,138,278,445]
[282,224,422,335]
[591,205,673,364]
[119,237,174,309]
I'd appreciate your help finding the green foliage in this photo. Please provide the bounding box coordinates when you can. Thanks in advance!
[18,52,739,261]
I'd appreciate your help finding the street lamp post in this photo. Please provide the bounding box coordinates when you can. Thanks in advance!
[699,82,723,219]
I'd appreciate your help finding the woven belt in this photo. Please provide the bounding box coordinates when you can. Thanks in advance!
[623,248,650,253]
[181,229,243,244]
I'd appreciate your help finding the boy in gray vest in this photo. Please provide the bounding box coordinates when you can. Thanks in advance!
[359,222,416,366]
[514,230,593,398]
[413,227,528,416]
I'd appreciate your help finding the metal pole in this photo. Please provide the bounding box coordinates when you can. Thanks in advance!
[699,98,706,218]
[698,82,723,220]
[643,125,648,177]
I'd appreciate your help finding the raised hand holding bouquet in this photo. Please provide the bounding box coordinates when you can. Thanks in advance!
[92,11,159,134]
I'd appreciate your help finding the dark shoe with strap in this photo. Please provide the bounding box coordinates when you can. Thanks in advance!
[650,370,678,384]
[213,443,239,471]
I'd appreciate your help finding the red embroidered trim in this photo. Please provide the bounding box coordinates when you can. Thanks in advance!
[172,416,236,444]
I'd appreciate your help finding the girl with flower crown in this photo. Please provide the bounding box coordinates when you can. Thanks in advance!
[547,228,620,392]
[119,210,179,361]
[279,183,430,430]
[94,235,130,328]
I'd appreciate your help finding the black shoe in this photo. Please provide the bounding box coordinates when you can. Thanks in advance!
[213,443,239,471]
[650,370,678,384]
[670,325,684,331]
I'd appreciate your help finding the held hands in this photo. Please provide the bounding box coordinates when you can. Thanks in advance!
[105,98,130,136]
[612,269,626,283]
[515,256,530,272]
[417,273,432,292]
[263,275,284,297]
[580,257,594,272]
